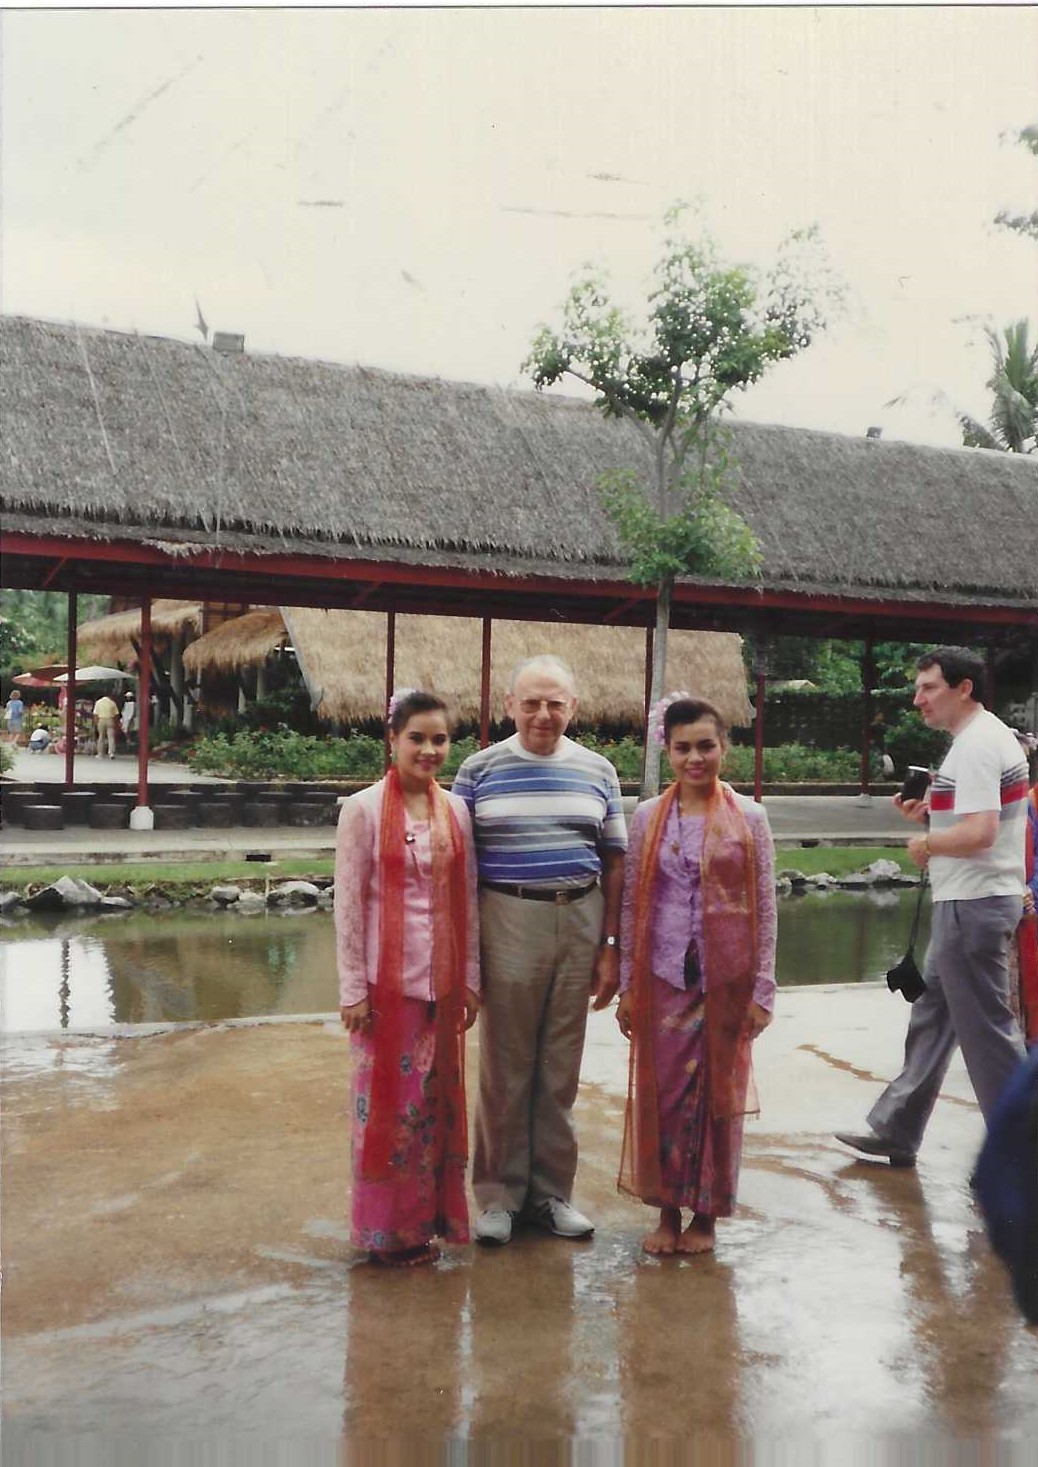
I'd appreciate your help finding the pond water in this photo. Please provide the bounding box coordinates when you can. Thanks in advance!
[0,891,931,1033]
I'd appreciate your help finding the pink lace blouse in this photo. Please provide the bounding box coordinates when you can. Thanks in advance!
[334,779,481,1008]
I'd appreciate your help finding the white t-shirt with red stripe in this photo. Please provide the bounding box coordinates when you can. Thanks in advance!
[928,707,1028,902]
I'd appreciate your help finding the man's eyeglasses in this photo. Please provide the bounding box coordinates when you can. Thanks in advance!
[517,699,570,716]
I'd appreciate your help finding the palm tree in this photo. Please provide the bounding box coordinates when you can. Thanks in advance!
[956,320,1037,454]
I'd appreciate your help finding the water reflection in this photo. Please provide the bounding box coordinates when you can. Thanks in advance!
[0,911,338,1031]
[1,890,931,1031]
[776,888,931,989]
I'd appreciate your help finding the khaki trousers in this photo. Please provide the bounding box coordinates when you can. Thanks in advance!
[472,885,602,1213]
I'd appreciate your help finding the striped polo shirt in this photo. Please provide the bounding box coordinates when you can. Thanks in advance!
[451,733,627,888]
[928,707,1028,902]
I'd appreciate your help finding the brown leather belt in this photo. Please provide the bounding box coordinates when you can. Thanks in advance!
[480,880,597,905]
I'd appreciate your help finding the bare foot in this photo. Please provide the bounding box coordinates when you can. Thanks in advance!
[642,1208,681,1255]
[676,1215,715,1255]
[369,1243,440,1268]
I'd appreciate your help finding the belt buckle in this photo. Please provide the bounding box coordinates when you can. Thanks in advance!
[555,890,567,906]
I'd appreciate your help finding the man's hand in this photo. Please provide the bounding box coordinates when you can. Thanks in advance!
[340,998,371,1034]
[907,834,930,870]
[894,793,930,825]
[590,944,620,1010]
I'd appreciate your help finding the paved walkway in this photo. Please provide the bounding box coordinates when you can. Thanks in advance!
[1,783,908,867]
[3,986,1035,1460]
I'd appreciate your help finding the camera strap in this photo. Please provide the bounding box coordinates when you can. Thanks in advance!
[906,871,929,957]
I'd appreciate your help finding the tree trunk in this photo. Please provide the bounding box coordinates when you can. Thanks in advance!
[640,574,673,799]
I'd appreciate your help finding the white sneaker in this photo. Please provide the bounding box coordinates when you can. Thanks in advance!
[529,1197,594,1239]
[474,1208,514,1246]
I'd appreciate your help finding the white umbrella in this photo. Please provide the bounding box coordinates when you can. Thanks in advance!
[54,666,135,684]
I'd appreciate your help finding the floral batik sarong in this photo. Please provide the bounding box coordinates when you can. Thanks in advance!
[649,967,745,1217]
[350,996,470,1252]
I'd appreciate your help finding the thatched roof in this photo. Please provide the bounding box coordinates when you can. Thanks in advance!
[181,608,288,675]
[77,599,204,663]
[2,314,1035,608]
[188,606,751,727]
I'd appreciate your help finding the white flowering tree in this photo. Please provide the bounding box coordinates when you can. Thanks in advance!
[524,211,841,795]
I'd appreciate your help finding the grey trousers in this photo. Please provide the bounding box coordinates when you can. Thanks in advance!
[472,885,603,1213]
[868,896,1025,1154]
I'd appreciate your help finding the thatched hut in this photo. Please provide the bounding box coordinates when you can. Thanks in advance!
[76,600,204,664]
[2,316,1035,644]
[180,606,751,729]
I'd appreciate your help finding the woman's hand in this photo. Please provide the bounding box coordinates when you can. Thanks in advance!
[463,988,480,1031]
[745,1001,772,1038]
[340,998,371,1034]
[616,990,633,1041]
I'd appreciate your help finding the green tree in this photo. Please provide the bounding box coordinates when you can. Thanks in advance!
[994,123,1038,245]
[524,210,841,794]
[956,320,1037,454]
[0,590,110,680]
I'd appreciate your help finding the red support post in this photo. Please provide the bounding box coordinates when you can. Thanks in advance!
[63,590,77,789]
[479,617,492,748]
[383,610,396,773]
[860,634,875,796]
[753,639,767,805]
[136,598,152,814]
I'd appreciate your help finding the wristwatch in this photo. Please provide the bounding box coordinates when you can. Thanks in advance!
[601,935,619,948]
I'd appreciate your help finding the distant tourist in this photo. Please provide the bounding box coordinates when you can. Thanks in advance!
[27,724,51,753]
[92,692,119,758]
[121,692,137,749]
[334,689,480,1267]
[616,694,776,1256]
[837,647,1028,1168]
[5,688,24,744]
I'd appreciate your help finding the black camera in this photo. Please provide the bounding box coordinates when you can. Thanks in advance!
[886,950,926,1003]
[899,765,930,803]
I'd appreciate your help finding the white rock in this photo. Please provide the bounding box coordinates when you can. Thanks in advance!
[210,884,243,905]
[268,880,320,907]
[865,859,902,883]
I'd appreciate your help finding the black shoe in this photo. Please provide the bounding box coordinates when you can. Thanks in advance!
[834,1130,916,1167]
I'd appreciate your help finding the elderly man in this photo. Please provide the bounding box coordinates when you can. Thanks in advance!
[452,654,627,1244]
[837,646,1028,1167]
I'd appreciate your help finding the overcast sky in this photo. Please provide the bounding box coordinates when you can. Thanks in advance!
[2,4,1035,447]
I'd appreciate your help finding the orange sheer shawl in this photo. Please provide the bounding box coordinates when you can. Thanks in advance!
[1018,787,1038,1047]
[360,766,469,1181]
[618,780,759,1201]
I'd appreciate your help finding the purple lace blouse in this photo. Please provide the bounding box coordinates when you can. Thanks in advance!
[619,793,777,1011]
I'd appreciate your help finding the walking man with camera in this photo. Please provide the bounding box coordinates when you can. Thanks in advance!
[836,646,1028,1166]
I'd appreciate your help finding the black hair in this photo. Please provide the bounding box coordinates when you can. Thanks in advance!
[663,697,728,743]
[388,690,449,734]
[916,646,985,701]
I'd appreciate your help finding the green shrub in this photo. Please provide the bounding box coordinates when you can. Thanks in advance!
[185,727,873,785]
[884,712,951,777]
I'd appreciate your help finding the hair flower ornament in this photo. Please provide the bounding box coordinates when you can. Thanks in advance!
[387,687,417,723]
[648,690,695,747]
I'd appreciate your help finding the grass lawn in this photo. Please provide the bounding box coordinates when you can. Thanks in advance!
[774,845,914,877]
[1,856,336,895]
[0,846,914,894]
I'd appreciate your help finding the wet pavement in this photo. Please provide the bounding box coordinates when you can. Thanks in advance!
[3,986,1037,1462]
